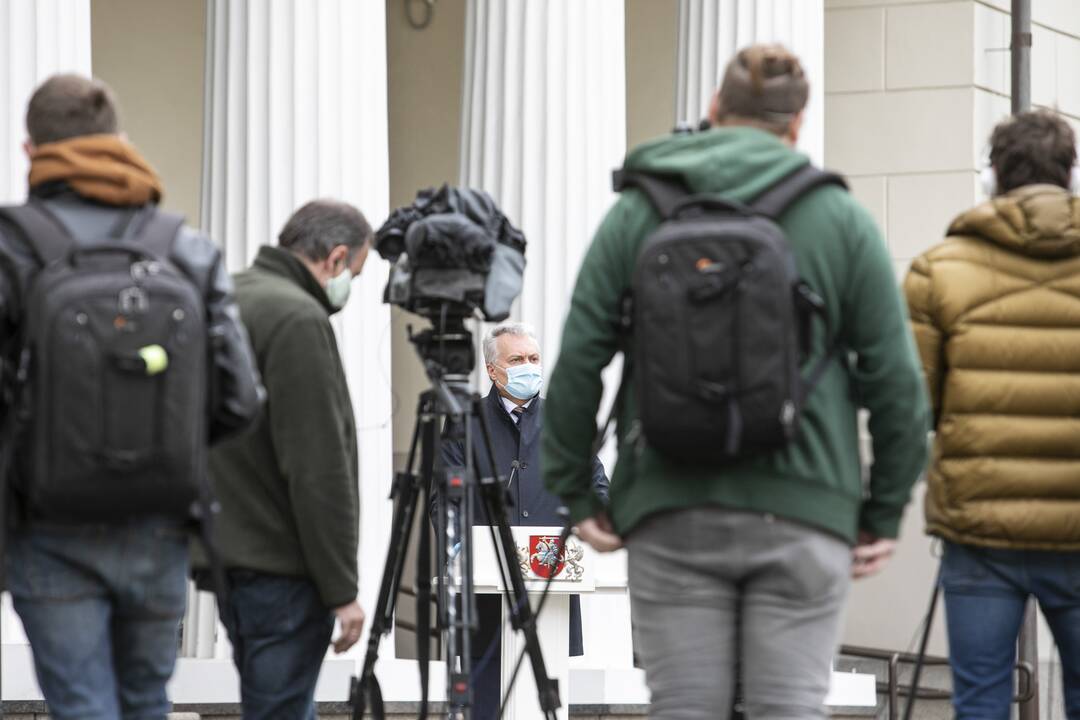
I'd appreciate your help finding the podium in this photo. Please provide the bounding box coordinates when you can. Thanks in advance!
[471,526,594,720]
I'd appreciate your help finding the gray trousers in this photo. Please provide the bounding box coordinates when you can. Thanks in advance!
[626,507,852,720]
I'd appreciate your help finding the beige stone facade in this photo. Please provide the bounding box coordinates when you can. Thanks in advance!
[823,0,1080,659]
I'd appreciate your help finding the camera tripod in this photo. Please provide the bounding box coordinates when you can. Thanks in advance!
[350,318,561,720]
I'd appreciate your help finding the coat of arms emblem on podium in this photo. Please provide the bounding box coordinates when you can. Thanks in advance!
[518,535,585,581]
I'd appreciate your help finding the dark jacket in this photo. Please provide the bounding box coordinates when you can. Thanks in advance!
[543,126,930,543]
[0,184,263,514]
[440,387,609,656]
[208,246,360,609]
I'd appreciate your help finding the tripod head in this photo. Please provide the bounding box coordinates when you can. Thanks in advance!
[408,310,479,422]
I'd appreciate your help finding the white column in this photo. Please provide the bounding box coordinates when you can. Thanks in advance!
[191,0,392,685]
[0,0,91,695]
[459,0,627,367]
[676,0,825,164]
[459,0,636,704]
[0,0,92,203]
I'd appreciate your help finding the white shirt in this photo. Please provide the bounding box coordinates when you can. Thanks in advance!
[501,395,535,423]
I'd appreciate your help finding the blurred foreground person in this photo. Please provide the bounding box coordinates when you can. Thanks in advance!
[544,44,930,719]
[207,200,372,719]
[906,110,1080,720]
[0,74,262,719]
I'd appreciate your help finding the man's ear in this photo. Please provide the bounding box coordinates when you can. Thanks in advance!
[327,244,349,272]
[22,140,34,159]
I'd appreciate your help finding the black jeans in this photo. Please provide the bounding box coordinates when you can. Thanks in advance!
[218,571,335,720]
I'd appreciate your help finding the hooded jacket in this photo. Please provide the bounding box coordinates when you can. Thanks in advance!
[906,184,1080,550]
[542,126,930,544]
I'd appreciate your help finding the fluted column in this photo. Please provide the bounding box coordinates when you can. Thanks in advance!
[459,0,627,365]
[459,0,638,710]
[0,0,92,699]
[0,0,92,203]
[193,0,392,676]
[676,0,825,163]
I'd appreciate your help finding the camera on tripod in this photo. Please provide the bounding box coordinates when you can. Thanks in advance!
[377,184,524,317]
[352,187,563,720]
[375,183,527,382]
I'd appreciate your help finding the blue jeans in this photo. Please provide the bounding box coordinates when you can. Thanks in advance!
[218,571,335,720]
[942,541,1080,720]
[5,521,190,720]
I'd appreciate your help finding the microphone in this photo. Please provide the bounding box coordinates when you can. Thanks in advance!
[506,459,521,490]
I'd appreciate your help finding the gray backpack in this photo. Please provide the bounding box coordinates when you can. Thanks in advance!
[613,164,848,463]
[0,202,208,522]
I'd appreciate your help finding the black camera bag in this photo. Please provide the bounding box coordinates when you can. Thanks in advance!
[613,164,847,463]
[0,201,208,522]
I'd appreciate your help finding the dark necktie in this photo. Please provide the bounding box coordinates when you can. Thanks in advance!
[512,406,525,424]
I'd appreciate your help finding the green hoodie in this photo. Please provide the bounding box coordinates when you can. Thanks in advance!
[542,127,930,544]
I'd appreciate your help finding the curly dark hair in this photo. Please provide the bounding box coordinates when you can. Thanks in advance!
[989,110,1077,193]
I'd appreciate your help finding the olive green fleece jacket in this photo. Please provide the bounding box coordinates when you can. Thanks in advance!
[542,127,931,544]
[208,246,359,608]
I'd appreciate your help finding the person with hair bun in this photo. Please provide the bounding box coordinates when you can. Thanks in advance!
[543,43,929,718]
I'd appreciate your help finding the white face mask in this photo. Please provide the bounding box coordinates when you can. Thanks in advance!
[325,267,353,309]
[981,165,1080,197]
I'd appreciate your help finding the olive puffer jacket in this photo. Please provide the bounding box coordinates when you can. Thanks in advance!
[905,184,1080,550]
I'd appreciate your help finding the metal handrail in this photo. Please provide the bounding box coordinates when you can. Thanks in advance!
[839,645,1036,719]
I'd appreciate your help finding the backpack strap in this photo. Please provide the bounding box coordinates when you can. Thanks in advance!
[612,169,690,220]
[0,201,75,266]
[749,164,848,220]
[133,208,185,260]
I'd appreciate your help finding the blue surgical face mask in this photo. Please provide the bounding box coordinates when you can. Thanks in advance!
[500,362,543,401]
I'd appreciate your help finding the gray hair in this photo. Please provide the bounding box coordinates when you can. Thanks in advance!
[278,199,373,261]
[483,322,538,365]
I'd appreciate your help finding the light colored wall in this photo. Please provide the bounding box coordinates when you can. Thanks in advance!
[387,0,468,460]
[626,0,679,149]
[90,0,206,224]
[826,0,1080,657]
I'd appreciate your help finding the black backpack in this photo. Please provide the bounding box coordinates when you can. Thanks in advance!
[0,201,209,523]
[613,164,848,464]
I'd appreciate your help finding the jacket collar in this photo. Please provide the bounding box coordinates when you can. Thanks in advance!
[485,386,542,425]
[253,245,336,315]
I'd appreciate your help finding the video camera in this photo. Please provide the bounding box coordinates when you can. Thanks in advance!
[375,184,526,324]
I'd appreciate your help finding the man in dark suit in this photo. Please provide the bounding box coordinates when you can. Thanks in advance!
[440,322,609,720]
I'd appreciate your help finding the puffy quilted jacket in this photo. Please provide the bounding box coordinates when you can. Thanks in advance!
[905,184,1080,550]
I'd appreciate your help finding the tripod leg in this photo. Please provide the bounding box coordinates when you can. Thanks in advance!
[438,452,474,716]
[352,396,429,719]
[473,401,562,720]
